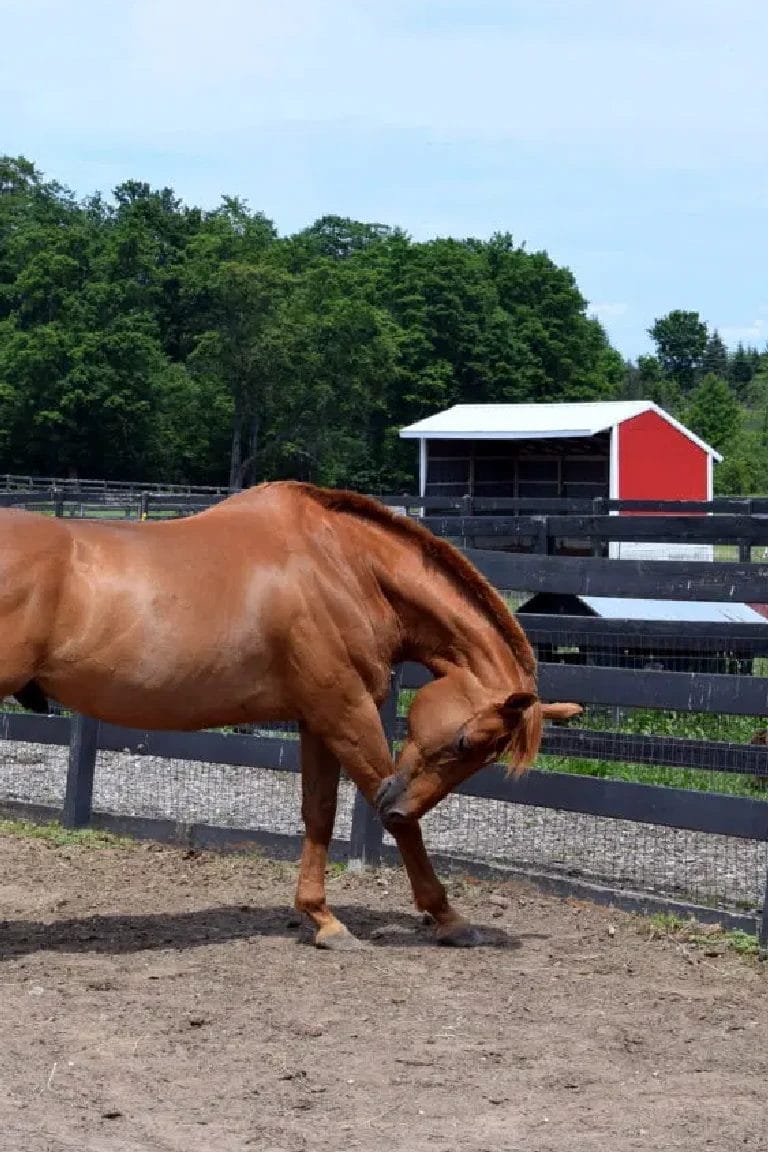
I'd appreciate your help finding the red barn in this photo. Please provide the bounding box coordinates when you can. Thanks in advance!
[399,401,722,558]
[400,400,720,504]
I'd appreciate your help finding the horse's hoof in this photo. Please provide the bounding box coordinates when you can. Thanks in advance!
[315,926,367,951]
[435,921,483,948]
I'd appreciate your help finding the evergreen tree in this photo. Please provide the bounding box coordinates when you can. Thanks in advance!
[702,330,728,380]
[685,373,741,455]
[729,342,757,399]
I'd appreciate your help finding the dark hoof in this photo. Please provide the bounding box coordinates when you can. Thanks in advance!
[436,922,483,948]
[315,926,368,952]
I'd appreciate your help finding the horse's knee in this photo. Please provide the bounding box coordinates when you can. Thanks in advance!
[300,797,336,834]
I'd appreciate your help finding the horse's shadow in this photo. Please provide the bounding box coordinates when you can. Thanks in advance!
[0,904,528,959]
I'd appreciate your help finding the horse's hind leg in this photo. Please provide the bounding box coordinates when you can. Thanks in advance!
[295,729,363,950]
[390,822,480,947]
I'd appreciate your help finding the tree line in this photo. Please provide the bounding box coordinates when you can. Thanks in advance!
[0,156,623,490]
[0,156,765,494]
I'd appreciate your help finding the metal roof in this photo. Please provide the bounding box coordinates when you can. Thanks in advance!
[580,597,766,624]
[399,401,722,460]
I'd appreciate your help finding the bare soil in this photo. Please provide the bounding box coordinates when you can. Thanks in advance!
[0,832,766,1152]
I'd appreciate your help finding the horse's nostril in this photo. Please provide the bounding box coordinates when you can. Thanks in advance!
[382,807,408,827]
[374,774,407,818]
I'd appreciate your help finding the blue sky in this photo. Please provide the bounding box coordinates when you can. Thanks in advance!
[2,0,767,360]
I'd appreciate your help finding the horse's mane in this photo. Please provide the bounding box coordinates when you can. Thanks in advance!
[296,483,536,677]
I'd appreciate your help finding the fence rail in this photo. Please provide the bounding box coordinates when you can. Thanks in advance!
[5,488,768,559]
[4,472,768,515]
[1,485,768,940]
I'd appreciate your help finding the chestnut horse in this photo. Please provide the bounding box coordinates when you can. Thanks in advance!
[0,481,580,948]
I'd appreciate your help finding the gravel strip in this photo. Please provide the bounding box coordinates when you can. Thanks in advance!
[0,740,766,912]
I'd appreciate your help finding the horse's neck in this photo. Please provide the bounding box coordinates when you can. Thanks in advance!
[371,535,518,690]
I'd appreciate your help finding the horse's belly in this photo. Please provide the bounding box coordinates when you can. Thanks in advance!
[43,672,292,731]
[41,642,291,731]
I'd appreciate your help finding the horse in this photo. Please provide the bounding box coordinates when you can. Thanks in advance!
[0,481,581,948]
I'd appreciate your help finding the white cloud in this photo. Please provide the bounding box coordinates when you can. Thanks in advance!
[590,302,628,321]
[720,317,767,346]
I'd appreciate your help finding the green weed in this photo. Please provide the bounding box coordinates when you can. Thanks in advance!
[646,911,762,958]
[0,817,132,849]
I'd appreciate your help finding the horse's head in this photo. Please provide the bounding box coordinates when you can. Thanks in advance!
[374,671,542,827]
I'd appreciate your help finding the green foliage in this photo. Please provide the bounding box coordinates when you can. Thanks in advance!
[648,310,709,393]
[0,156,625,487]
[702,329,728,379]
[6,155,768,496]
[646,913,761,960]
[622,310,768,494]
[0,817,132,848]
[728,342,761,399]
[685,373,742,454]
[539,706,768,797]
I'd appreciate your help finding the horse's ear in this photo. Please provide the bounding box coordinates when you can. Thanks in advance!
[498,692,537,720]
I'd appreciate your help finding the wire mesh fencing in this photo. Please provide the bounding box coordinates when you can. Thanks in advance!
[404,794,768,912]
[1,587,768,918]
[0,726,767,917]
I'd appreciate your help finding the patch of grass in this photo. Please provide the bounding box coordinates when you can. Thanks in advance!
[538,753,765,796]
[0,817,133,849]
[540,706,768,797]
[579,706,762,744]
[325,861,347,877]
[645,911,762,959]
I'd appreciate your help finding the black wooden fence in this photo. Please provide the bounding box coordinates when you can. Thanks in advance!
[1,493,768,941]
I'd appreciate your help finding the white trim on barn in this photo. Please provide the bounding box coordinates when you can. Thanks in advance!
[400,401,723,462]
[418,438,427,499]
[609,426,619,501]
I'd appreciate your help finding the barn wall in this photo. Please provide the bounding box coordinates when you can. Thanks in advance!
[617,410,708,501]
[613,410,712,561]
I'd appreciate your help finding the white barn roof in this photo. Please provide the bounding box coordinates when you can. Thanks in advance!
[399,401,722,460]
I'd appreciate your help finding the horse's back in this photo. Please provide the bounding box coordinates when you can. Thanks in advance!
[0,508,70,589]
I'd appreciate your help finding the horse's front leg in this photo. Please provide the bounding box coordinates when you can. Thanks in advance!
[295,729,364,950]
[389,821,481,947]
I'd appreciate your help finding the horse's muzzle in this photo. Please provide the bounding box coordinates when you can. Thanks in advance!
[374,773,409,825]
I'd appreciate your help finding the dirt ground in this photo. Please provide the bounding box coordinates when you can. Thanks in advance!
[0,832,766,1152]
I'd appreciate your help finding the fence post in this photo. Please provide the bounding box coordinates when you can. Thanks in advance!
[760,870,768,956]
[62,714,99,828]
[534,516,549,554]
[348,667,402,871]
